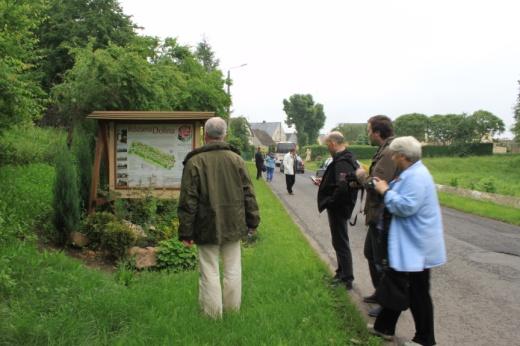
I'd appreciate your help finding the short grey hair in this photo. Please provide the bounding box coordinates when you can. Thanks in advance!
[325,131,345,144]
[205,117,227,140]
[389,136,422,162]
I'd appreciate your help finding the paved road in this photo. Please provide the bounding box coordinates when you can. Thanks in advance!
[265,169,520,346]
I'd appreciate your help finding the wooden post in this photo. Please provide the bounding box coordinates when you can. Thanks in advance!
[88,122,108,214]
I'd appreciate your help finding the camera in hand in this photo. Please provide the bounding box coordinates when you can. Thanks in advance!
[365,177,377,190]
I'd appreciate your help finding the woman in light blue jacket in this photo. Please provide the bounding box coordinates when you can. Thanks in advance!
[264,152,276,182]
[370,136,446,346]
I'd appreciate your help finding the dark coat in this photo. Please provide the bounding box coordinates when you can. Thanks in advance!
[317,149,359,217]
[255,151,264,167]
[363,137,399,225]
[178,142,260,244]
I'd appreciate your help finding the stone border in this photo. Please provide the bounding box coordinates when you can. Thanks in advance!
[437,184,520,208]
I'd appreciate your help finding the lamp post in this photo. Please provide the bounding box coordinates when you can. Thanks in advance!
[226,63,247,118]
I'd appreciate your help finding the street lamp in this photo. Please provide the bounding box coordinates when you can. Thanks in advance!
[226,63,247,118]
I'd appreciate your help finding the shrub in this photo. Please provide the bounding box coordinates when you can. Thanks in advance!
[100,221,137,260]
[477,178,497,193]
[71,125,94,210]
[349,145,378,160]
[82,212,118,248]
[52,146,81,245]
[449,177,459,187]
[156,238,197,272]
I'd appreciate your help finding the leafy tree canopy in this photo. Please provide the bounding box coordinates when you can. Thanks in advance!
[0,0,46,132]
[282,94,326,147]
[470,109,505,141]
[195,37,220,72]
[332,123,366,143]
[394,113,428,142]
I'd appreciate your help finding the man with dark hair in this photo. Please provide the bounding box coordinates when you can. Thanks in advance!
[255,147,264,180]
[178,117,260,318]
[356,115,399,316]
[318,131,359,290]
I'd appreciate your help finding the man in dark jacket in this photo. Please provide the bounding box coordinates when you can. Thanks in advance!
[178,117,260,318]
[355,115,399,317]
[317,131,359,290]
[255,146,264,180]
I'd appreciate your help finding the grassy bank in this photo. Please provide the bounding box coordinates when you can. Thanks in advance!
[0,162,379,345]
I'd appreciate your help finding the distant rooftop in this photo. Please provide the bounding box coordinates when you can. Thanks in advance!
[249,121,281,138]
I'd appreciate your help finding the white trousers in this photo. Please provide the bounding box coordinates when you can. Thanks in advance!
[197,241,241,318]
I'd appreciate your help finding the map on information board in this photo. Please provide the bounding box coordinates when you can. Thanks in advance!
[115,123,193,188]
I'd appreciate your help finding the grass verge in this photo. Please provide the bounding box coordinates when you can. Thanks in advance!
[0,163,380,345]
[438,191,520,226]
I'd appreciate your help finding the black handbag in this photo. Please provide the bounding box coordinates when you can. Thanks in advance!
[375,269,410,311]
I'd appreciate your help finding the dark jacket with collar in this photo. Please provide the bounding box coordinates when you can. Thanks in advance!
[178,142,260,244]
[317,148,359,217]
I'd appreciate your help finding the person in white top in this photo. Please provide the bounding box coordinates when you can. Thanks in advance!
[282,148,296,194]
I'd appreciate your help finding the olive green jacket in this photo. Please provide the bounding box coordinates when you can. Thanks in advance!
[362,137,399,225]
[178,142,260,244]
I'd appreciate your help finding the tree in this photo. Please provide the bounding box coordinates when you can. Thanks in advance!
[228,116,250,154]
[195,38,220,72]
[394,113,429,142]
[427,114,466,144]
[512,81,520,143]
[469,110,505,141]
[36,0,137,90]
[332,123,366,143]
[282,94,326,147]
[0,0,46,133]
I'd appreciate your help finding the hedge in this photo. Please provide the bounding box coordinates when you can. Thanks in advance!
[302,142,493,160]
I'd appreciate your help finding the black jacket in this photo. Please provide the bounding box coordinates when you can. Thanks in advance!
[317,149,359,217]
[255,151,264,166]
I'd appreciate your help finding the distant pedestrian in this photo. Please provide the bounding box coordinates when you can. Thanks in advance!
[317,131,359,290]
[255,147,264,180]
[178,117,260,319]
[283,148,297,194]
[264,152,276,182]
[369,136,447,345]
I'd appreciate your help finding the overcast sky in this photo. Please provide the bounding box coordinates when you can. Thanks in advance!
[119,0,520,137]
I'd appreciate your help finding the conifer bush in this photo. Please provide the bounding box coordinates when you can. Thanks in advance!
[52,145,80,245]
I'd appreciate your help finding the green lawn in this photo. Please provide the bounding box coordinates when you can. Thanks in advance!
[0,163,380,345]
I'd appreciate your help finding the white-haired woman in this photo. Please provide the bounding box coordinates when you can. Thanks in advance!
[369,136,447,346]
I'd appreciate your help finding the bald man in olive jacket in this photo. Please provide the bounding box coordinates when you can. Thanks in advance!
[178,117,260,318]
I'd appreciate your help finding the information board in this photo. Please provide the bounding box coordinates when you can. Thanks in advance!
[115,123,193,188]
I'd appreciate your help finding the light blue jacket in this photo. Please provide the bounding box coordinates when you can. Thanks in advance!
[265,155,276,169]
[384,160,447,272]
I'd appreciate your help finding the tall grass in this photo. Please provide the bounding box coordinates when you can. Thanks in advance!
[0,162,380,345]
[0,124,66,165]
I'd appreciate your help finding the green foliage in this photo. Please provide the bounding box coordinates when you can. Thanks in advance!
[51,38,230,128]
[36,0,137,91]
[0,0,47,133]
[228,116,251,157]
[471,110,505,140]
[476,177,497,193]
[449,177,459,187]
[512,80,520,143]
[52,146,81,245]
[114,258,135,286]
[301,144,330,161]
[195,38,220,72]
[422,143,493,157]
[283,94,326,147]
[71,123,95,210]
[332,123,366,143]
[156,238,198,272]
[0,164,55,244]
[101,221,137,260]
[82,212,118,249]
[0,124,66,165]
[394,113,428,141]
[349,145,378,160]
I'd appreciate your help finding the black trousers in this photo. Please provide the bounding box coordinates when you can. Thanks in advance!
[374,269,436,346]
[364,224,383,289]
[285,174,295,193]
[327,209,354,283]
[256,164,263,179]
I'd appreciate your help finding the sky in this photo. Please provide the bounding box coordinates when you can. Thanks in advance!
[118,0,520,137]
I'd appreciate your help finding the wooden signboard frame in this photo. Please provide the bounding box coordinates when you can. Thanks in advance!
[86,111,214,213]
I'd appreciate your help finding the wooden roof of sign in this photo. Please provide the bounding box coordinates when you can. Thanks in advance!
[87,111,215,121]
